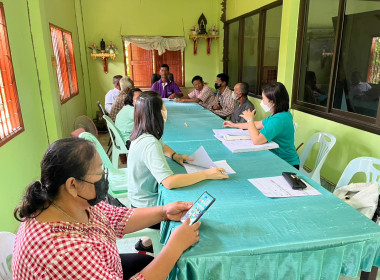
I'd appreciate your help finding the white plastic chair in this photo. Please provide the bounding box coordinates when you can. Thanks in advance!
[79,132,162,255]
[79,132,128,200]
[103,115,129,168]
[299,132,336,184]
[0,232,16,280]
[335,157,380,189]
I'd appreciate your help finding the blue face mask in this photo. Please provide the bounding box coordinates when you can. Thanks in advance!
[77,172,109,206]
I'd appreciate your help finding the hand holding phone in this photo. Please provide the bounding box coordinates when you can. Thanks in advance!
[180,191,216,225]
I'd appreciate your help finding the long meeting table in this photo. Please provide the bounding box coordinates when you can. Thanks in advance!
[158,101,380,280]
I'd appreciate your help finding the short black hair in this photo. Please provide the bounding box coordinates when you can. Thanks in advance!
[262,82,289,114]
[113,75,123,86]
[217,73,229,85]
[130,91,164,141]
[192,75,203,84]
[239,82,249,96]
[160,64,169,71]
[124,88,142,106]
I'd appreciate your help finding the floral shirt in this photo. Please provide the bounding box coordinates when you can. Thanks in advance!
[13,202,145,280]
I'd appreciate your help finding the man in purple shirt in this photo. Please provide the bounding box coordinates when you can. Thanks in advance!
[151,64,183,99]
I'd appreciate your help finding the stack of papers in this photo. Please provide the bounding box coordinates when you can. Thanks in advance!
[183,146,236,174]
[248,176,321,197]
[213,129,251,141]
[222,140,279,153]
[213,128,279,153]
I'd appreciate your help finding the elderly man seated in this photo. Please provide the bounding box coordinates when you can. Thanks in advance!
[109,76,134,121]
[230,82,255,123]
[174,75,214,108]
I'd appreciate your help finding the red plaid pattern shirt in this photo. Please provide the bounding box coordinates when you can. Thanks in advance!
[12,202,145,280]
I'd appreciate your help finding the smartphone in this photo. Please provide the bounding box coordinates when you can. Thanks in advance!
[180,191,216,225]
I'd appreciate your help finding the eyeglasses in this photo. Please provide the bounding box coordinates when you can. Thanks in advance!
[77,168,108,185]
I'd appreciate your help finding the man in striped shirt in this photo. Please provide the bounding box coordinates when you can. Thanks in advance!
[210,73,234,119]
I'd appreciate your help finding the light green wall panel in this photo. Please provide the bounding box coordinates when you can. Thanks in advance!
[0,0,49,232]
[28,0,88,139]
[227,0,380,185]
[80,0,224,117]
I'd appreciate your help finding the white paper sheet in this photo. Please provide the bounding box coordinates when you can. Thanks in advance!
[222,140,279,153]
[213,129,250,141]
[183,146,236,175]
[248,176,321,198]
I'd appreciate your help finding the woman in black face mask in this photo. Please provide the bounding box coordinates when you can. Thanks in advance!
[13,138,201,280]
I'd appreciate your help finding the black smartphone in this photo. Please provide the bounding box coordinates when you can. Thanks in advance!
[282,172,307,190]
[180,191,216,225]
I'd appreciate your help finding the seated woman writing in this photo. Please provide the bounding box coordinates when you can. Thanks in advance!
[128,91,228,251]
[223,82,299,168]
[13,138,201,280]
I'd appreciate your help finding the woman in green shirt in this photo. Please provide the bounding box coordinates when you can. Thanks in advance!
[223,82,299,168]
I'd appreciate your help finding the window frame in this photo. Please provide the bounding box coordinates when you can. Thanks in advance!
[223,0,283,97]
[49,23,79,104]
[292,0,380,135]
[0,2,24,147]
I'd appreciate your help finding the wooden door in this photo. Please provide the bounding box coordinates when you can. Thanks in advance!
[155,50,184,87]
[127,44,153,87]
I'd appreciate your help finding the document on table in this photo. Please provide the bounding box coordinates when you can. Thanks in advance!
[248,176,321,197]
[213,129,250,141]
[222,140,279,153]
[183,146,236,174]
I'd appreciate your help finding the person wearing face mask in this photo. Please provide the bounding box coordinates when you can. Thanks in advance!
[223,82,299,168]
[174,75,214,109]
[210,73,234,119]
[229,82,255,123]
[13,137,204,280]
[128,91,228,252]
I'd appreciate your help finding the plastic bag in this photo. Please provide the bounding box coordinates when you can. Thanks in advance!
[333,182,379,219]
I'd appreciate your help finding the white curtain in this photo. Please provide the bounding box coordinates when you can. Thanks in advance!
[122,36,186,55]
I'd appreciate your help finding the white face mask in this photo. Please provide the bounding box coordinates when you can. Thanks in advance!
[232,92,239,100]
[260,100,273,112]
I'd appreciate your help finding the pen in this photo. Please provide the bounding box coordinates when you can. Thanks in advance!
[184,123,189,127]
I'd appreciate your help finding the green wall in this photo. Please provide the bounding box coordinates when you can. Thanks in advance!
[28,0,88,139]
[228,0,380,185]
[0,0,49,232]
[80,0,224,117]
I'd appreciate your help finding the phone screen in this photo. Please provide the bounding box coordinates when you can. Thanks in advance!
[180,192,216,225]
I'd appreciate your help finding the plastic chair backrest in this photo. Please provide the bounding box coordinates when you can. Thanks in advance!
[0,232,16,280]
[97,101,107,116]
[79,132,114,171]
[336,157,380,189]
[299,132,336,184]
[103,115,129,168]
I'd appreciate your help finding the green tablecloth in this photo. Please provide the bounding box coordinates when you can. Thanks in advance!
[159,102,380,280]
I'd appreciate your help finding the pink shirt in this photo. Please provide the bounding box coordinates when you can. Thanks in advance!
[13,202,144,280]
[188,85,215,108]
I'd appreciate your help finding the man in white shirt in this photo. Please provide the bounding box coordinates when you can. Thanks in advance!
[105,75,122,113]
[174,75,214,108]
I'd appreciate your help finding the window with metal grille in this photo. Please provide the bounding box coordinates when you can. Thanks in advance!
[0,2,23,147]
[50,24,78,103]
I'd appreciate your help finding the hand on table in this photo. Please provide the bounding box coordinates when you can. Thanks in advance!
[173,153,193,166]
[212,103,221,110]
[204,167,229,180]
[168,93,177,99]
[223,121,235,128]
[174,98,184,103]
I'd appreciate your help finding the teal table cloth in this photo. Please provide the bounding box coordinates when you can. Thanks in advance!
[158,102,380,280]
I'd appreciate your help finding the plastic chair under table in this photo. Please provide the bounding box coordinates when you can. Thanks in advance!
[103,115,128,168]
[299,132,336,184]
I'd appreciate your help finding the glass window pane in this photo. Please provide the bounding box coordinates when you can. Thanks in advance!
[227,21,239,86]
[242,14,259,93]
[262,6,282,88]
[298,0,339,106]
[333,1,380,118]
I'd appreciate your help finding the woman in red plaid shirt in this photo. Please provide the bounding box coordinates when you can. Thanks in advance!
[13,138,200,280]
